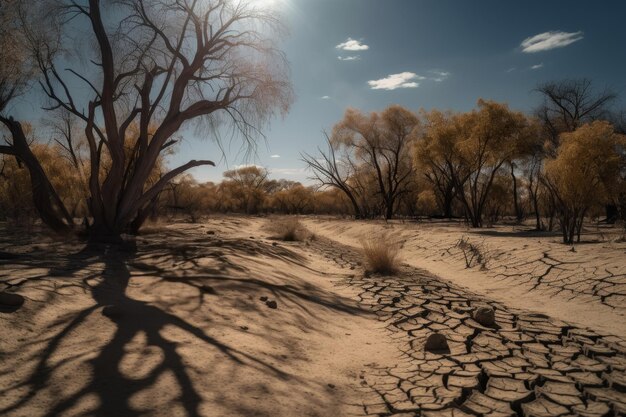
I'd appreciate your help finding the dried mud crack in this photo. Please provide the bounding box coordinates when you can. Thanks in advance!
[307,235,626,417]
[413,235,626,311]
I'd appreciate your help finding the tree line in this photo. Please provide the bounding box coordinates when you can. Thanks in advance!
[0,2,624,244]
[4,78,625,246]
[302,79,626,244]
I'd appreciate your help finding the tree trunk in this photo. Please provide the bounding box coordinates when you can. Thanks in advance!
[384,197,394,220]
[511,164,523,223]
[443,184,455,218]
[529,184,542,230]
[0,117,74,234]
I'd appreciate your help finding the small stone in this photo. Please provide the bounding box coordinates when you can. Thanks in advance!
[0,292,24,307]
[473,306,496,327]
[206,230,215,235]
[424,333,450,353]
[266,300,277,309]
[272,242,278,246]
[392,296,401,303]
[102,305,123,319]
[259,296,268,302]
[240,325,249,331]
[327,383,335,389]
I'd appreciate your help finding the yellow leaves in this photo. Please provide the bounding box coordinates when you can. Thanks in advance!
[0,142,87,218]
[545,121,625,207]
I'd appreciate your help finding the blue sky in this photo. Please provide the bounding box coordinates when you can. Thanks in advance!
[14,0,626,184]
[176,0,626,184]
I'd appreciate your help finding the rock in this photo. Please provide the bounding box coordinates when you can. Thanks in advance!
[424,333,449,353]
[206,230,215,235]
[272,242,278,247]
[102,305,124,319]
[266,300,277,309]
[0,292,24,307]
[259,296,268,302]
[392,296,401,303]
[473,306,496,327]
[327,383,335,389]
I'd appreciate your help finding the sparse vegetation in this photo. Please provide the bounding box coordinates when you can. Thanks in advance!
[361,234,401,275]
[456,237,488,269]
[271,218,305,241]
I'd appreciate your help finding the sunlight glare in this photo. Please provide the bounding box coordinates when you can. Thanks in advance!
[250,0,284,9]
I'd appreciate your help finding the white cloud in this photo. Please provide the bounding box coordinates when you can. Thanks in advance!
[338,55,361,61]
[320,95,330,100]
[336,38,369,51]
[506,67,516,73]
[233,164,264,171]
[521,31,583,53]
[531,63,544,70]
[430,70,451,82]
[368,72,425,90]
[271,168,307,176]
[270,154,280,158]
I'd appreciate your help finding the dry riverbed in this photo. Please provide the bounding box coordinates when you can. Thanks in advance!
[1,216,625,417]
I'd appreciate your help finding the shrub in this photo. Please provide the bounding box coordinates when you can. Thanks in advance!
[456,237,488,269]
[361,234,401,275]
[271,218,303,241]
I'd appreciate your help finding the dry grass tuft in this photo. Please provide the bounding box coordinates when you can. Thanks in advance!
[271,218,304,241]
[361,234,401,275]
[456,237,489,269]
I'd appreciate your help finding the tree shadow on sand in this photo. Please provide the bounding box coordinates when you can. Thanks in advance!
[0,229,365,417]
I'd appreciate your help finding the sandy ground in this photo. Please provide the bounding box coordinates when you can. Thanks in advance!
[1,216,625,417]
[0,218,398,417]
[302,217,626,336]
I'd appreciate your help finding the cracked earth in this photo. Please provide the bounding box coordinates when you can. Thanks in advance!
[306,231,626,417]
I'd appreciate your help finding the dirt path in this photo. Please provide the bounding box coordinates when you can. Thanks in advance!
[302,218,626,336]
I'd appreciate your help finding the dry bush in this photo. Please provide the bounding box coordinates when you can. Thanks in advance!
[361,234,401,275]
[456,237,489,269]
[271,218,304,241]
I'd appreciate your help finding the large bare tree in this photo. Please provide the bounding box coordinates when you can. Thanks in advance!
[535,78,616,153]
[0,0,292,241]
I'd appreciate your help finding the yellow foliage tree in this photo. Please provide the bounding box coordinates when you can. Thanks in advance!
[544,121,625,243]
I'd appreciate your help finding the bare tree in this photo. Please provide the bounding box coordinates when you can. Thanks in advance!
[535,78,617,153]
[302,133,364,219]
[0,0,292,241]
